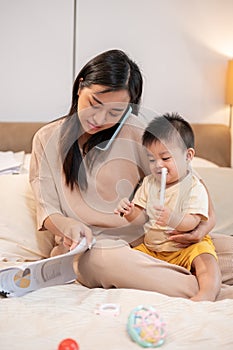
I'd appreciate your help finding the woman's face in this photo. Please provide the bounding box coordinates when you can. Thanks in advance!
[77,84,130,134]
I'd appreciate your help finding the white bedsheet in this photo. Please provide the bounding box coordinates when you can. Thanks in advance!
[1,160,233,349]
[1,283,233,349]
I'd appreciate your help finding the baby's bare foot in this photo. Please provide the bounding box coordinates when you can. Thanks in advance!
[190,292,216,302]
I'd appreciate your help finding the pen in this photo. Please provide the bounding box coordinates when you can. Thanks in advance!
[120,180,142,217]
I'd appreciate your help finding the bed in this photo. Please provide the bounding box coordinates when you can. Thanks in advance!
[0,121,233,350]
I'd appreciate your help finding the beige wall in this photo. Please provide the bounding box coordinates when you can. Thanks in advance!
[1,0,233,127]
[0,0,74,122]
[76,0,233,125]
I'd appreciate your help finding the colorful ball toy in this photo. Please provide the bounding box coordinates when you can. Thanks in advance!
[127,305,166,348]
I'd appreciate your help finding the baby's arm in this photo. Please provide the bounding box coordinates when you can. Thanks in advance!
[154,205,202,231]
[172,213,202,231]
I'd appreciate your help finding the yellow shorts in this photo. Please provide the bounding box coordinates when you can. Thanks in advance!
[134,234,217,271]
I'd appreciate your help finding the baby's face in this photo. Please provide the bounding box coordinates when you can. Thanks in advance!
[146,140,189,185]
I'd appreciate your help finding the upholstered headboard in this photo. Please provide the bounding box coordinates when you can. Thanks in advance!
[191,124,231,167]
[0,122,45,154]
[0,122,231,167]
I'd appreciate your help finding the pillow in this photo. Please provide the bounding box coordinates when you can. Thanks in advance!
[0,174,54,262]
[195,167,233,236]
[22,153,31,173]
[192,157,219,168]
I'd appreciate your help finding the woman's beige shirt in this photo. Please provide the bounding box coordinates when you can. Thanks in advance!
[29,115,150,242]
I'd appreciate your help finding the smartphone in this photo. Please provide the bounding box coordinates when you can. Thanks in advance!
[95,105,132,151]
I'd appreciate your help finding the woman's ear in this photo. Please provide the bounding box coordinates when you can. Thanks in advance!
[77,78,84,96]
[186,148,195,161]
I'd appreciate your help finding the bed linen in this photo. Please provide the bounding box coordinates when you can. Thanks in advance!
[0,283,233,350]
[0,119,233,349]
[1,164,233,349]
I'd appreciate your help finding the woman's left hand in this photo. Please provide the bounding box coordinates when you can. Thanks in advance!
[166,227,205,248]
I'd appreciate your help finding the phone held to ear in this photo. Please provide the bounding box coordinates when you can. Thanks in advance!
[95,105,132,151]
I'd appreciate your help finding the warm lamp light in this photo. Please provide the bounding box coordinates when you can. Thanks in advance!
[226,59,233,127]
[226,59,233,104]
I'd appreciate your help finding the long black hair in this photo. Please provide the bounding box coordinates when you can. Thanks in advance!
[61,49,143,191]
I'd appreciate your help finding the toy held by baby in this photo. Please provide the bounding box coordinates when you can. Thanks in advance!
[159,167,167,207]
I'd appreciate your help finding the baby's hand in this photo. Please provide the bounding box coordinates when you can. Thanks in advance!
[114,197,134,216]
[154,205,172,226]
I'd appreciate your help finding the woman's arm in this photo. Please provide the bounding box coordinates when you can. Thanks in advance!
[44,214,93,250]
[30,127,93,250]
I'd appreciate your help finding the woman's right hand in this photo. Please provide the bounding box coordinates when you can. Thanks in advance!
[44,214,93,250]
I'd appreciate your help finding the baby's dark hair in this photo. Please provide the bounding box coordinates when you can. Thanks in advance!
[142,112,194,150]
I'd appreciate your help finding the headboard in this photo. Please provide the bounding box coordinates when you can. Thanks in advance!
[0,122,231,167]
[0,122,45,154]
[191,124,231,167]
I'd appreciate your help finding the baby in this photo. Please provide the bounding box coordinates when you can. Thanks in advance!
[115,113,221,301]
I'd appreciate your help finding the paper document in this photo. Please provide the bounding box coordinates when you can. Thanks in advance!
[0,151,25,174]
[0,238,95,297]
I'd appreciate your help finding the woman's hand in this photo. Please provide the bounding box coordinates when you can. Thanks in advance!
[167,223,210,248]
[44,214,93,250]
[62,219,93,250]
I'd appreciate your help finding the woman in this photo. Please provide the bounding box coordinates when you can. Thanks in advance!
[30,49,233,300]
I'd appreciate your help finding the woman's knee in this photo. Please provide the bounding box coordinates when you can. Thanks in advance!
[77,239,130,287]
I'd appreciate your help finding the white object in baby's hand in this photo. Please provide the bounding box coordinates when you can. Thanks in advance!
[159,167,167,206]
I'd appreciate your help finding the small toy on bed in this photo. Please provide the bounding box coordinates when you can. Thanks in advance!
[127,305,166,348]
[58,338,79,350]
[94,303,120,316]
